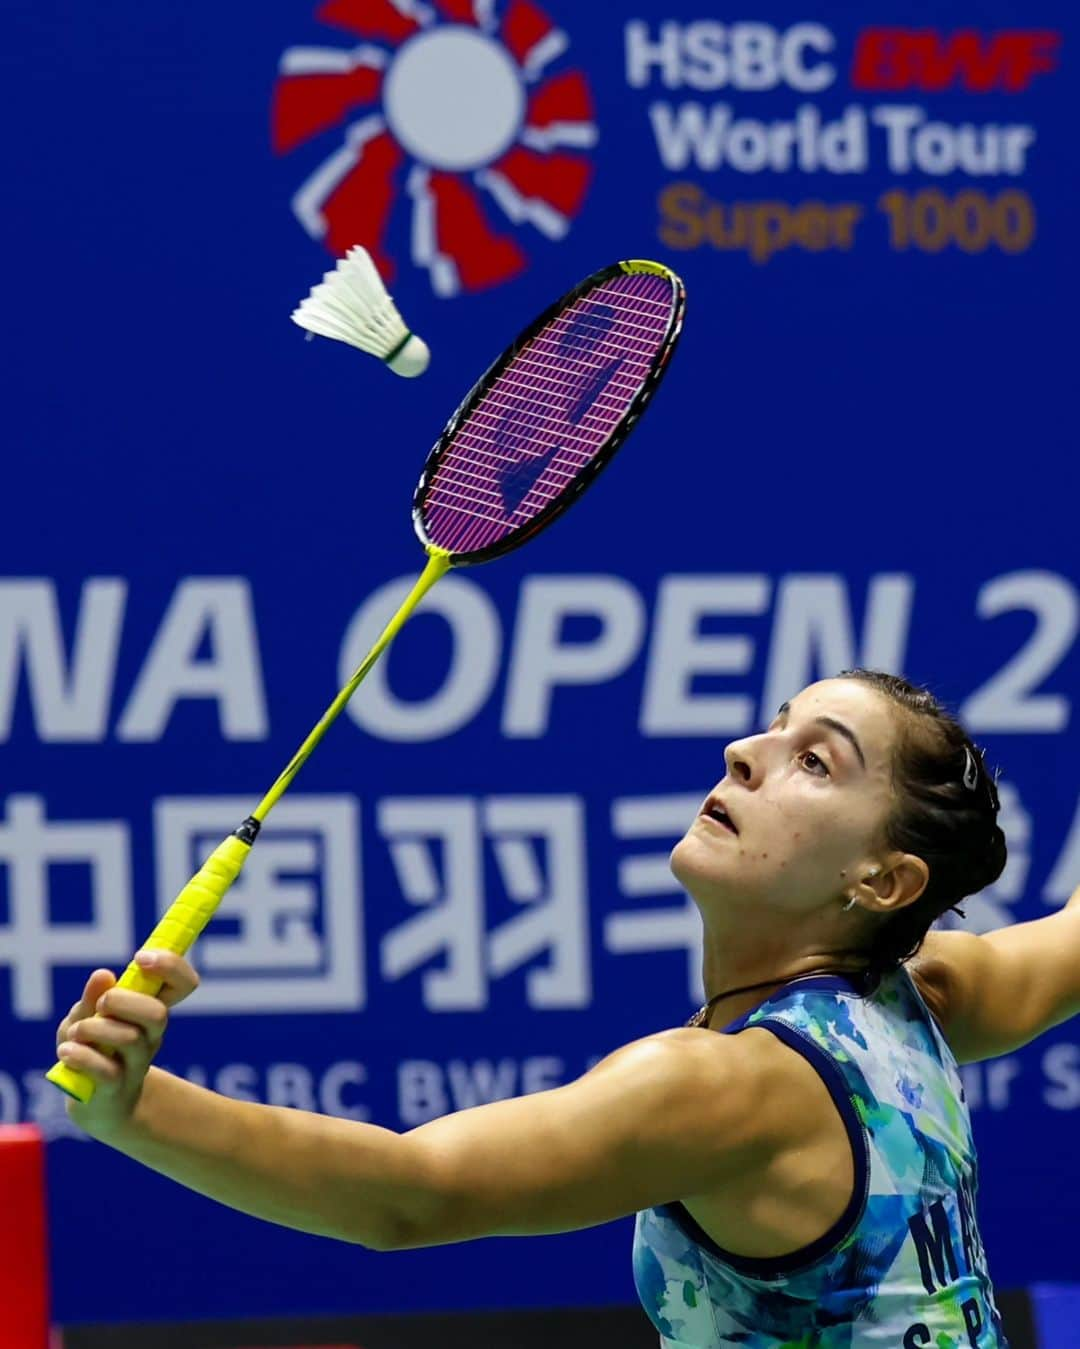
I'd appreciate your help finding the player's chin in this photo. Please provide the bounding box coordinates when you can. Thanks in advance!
[669,831,736,892]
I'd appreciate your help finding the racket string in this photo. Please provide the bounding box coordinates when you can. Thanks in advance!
[497,340,651,378]
[452,350,660,451]
[440,431,582,475]
[428,477,564,518]
[518,320,665,366]
[442,427,606,494]
[422,270,678,556]
[537,320,672,357]
[428,454,576,513]
[422,485,514,526]
[446,368,653,470]
[493,363,645,403]
[458,399,635,457]
[543,292,674,322]
[478,334,665,425]
[535,308,669,344]
[429,458,572,503]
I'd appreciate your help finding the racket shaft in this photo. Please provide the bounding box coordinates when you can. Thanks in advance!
[45,834,252,1104]
[252,548,450,822]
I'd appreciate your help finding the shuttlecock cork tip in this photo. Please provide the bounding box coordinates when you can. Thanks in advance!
[386,333,431,378]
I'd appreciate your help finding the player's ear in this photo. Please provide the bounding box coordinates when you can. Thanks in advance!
[856,854,929,914]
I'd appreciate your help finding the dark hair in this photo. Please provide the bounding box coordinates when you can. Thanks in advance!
[839,669,1007,981]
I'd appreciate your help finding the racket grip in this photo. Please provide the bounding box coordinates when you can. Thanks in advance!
[46,830,254,1104]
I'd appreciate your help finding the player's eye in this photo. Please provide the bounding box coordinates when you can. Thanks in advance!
[799,750,830,777]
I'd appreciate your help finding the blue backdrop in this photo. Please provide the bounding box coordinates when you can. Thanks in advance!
[4,0,1078,1327]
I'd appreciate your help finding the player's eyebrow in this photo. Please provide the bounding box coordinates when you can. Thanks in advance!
[774,701,867,771]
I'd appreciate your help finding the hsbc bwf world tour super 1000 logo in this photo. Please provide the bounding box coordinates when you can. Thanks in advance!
[273,0,598,295]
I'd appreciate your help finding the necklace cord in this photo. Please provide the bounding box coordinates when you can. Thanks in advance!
[686,966,869,1029]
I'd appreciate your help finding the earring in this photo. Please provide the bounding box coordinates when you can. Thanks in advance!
[844,868,880,912]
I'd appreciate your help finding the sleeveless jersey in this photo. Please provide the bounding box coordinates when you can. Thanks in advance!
[632,969,1007,1347]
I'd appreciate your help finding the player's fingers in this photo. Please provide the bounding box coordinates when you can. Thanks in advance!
[57,970,118,1044]
[55,1039,123,1086]
[81,969,119,1013]
[133,950,200,1008]
[67,1014,143,1051]
[94,988,169,1046]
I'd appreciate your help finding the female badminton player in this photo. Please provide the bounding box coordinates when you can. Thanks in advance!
[56,670,1080,1346]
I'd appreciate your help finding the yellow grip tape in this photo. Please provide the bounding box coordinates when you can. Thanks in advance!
[46,834,252,1105]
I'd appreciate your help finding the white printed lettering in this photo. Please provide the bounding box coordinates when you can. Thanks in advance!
[605,794,705,1003]
[962,572,1077,733]
[117,580,267,741]
[341,575,500,740]
[398,1059,450,1126]
[485,797,590,1007]
[521,1056,565,1094]
[962,1058,1022,1111]
[761,574,913,723]
[503,576,644,737]
[156,797,363,1013]
[642,576,770,735]
[446,1058,519,1109]
[320,1062,370,1121]
[215,1063,260,1102]
[0,579,126,742]
[380,799,485,1009]
[0,795,132,1018]
[873,105,1036,176]
[1043,1044,1080,1110]
[266,1063,318,1111]
[625,21,835,92]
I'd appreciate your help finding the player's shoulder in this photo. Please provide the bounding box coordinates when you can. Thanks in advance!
[612,1021,837,1082]
[598,1024,825,1151]
[607,1023,795,1072]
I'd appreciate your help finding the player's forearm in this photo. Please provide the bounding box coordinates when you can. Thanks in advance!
[93,1067,424,1249]
[980,901,1080,1046]
[1066,881,1080,912]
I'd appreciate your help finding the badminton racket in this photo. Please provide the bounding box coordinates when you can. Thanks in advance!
[47,258,686,1102]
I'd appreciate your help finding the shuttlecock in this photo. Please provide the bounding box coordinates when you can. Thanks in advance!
[291,246,431,378]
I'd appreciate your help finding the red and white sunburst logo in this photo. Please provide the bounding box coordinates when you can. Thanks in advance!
[272,0,598,295]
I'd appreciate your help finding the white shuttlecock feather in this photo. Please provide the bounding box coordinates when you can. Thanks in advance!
[291,246,431,378]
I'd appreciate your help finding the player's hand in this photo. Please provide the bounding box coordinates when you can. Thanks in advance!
[55,951,199,1138]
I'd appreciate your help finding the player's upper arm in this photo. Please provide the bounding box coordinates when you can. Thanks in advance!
[382,1028,784,1249]
[912,905,1080,1064]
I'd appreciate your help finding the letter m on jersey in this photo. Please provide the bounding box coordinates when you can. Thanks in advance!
[908,1199,961,1295]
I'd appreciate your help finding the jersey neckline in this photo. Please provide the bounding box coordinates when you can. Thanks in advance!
[714,971,872,1036]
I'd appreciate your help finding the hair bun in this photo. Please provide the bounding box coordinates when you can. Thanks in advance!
[981,821,1008,893]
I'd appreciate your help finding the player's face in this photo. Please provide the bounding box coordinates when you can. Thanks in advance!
[671,679,899,914]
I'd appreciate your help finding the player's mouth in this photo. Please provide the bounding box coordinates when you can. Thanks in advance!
[700,797,739,835]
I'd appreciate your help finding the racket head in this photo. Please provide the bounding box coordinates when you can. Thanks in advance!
[413,259,685,566]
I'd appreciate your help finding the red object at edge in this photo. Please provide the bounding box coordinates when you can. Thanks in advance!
[0,1125,50,1349]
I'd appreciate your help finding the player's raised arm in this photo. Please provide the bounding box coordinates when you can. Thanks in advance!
[913,881,1080,1064]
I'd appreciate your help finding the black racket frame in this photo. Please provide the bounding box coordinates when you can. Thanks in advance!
[412,260,686,567]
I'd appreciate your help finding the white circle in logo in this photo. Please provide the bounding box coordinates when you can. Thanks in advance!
[384,27,526,173]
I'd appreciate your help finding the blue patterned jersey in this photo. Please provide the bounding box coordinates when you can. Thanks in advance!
[632,969,1007,1347]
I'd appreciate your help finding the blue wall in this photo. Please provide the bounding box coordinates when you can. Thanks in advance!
[4,0,1078,1325]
